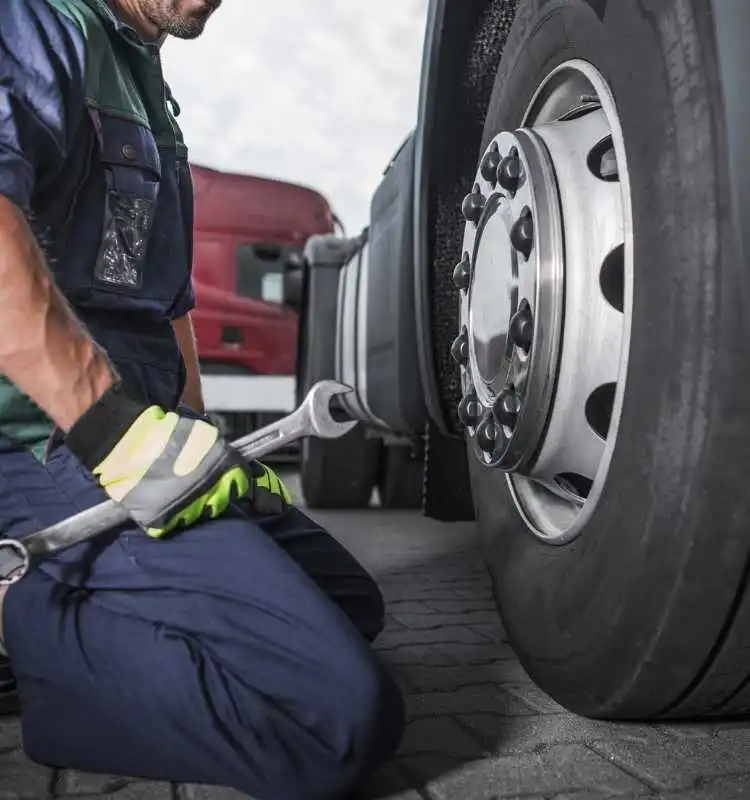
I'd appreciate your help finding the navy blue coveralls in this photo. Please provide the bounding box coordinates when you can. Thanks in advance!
[0,2,404,797]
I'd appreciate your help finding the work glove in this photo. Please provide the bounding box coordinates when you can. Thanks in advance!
[66,382,291,537]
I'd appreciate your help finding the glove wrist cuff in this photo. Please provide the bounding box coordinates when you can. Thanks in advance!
[66,382,150,472]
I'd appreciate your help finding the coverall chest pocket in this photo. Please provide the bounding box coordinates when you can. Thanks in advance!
[93,112,162,292]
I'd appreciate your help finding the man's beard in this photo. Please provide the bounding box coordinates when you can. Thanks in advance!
[143,0,216,40]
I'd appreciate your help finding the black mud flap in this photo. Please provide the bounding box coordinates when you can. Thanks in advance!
[423,419,474,522]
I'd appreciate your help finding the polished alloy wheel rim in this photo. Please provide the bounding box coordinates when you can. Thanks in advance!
[453,60,634,544]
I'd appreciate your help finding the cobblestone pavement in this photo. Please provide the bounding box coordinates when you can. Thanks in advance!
[3,478,750,800]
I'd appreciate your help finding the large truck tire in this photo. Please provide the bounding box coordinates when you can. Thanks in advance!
[451,0,750,720]
[301,434,379,510]
[377,445,424,510]
[299,337,380,510]
[298,235,380,510]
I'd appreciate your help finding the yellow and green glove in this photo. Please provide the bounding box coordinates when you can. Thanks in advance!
[66,382,291,537]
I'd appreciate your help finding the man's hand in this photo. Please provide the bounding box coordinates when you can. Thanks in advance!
[66,383,290,537]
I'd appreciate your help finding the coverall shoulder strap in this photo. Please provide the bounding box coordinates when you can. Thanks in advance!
[44,0,150,128]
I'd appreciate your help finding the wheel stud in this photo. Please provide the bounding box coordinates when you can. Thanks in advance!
[450,327,470,366]
[509,302,533,352]
[498,149,521,195]
[453,253,471,291]
[461,184,485,225]
[458,391,481,428]
[494,388,521,429]
[476,417,498,454]
[510,208,534,260]
[480,144,501,183]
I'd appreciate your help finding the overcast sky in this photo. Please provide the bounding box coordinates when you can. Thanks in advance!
[162,1,429,234]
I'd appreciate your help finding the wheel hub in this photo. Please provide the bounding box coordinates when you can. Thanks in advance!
[452,60,633,544]
[457,129,564,472]
[468,197,514,388]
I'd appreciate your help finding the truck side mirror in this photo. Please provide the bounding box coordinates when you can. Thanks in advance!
[283,251,304,311]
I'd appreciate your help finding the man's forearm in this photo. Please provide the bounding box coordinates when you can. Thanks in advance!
[172,312,204,413]
[0,197,116,431]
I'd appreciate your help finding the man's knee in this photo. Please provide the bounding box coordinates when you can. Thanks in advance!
[302,640,405,798]
[344,646,405,766]
[175,631,405,800]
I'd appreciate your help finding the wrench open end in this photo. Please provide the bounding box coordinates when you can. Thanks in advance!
[303,380,358,439]
[0,538,30,585]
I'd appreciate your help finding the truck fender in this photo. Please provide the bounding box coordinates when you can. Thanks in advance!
[413,0,519,435]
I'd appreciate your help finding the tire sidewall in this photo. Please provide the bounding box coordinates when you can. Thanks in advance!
[469,0,750,716]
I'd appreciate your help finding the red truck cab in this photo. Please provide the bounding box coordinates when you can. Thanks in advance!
[189,164,337,441]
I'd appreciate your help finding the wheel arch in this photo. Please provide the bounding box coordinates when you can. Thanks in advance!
[414,0,522,434]
[413,0,520,435]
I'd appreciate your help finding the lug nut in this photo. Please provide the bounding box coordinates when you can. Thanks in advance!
[480,144,501,183]
[450,327,470,366]
[498,149,521,195]
[494,388,521,429]
[510,208,534,260]
[509,303,533,352]
[453,253,471,291]
[476,417,499,454]
[458,392,481,428]
[461,184,485,225]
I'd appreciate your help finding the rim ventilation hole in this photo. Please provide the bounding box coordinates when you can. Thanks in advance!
[554,473,593,500]
[585,382,617,439]
[587,136,618,182]
[600,244,624,313]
